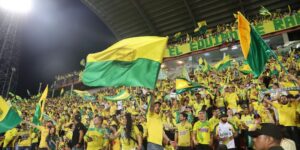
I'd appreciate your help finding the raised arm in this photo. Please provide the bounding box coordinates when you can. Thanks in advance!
[23,120,39,129]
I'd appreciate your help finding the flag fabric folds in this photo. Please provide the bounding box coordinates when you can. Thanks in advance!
[104,90,131,102]
[214,55,232,71]
[82,36,168,89]
[0,96,22,133]
[174,32,182,39]
[32,85,48,126]
[239,61,253,75]
[259,6,271,16]
[202,59,211,72]
[181,66,190,81]
[176,78,202,94]
[238,12,270,77]
[73,90,95,101]
[60,88,64,96]
[80,59,85,66]
[194,20,208,34]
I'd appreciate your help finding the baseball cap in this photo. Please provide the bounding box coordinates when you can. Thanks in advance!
[248,123,282,140]
[74,114,81,122]
[219,111,228,118]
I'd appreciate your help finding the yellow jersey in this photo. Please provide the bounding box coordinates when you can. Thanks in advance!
[215,97,225,108]
[146,113,163,145]
[225,93,239,109]
[112,138,121,150]
[273,101,298,126]
[209,116,220,131]
[175,122,192,147]
[193,120,211,145]
[37,126,50,148]
[241,114,254,128]
[18,130,32,147]
[118,126,140,149]
[228,116,240,131]
[84,127,108,150]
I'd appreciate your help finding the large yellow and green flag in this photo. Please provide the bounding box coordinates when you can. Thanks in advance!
[238,12,269,77]
[214,55,232,71]
[0,96,22,133]
[176,78,203,94]
[32,85,48,126]
[104,90,131,102]
[82,36,168,89]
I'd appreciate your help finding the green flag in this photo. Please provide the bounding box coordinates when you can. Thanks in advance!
[176,78,204,94]
[238,12,269,77]
[259,6,271,16]
[82,36,168,89]
[0,96,22,133]
[104,90,131,102]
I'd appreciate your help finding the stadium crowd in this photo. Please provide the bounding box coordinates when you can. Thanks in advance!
[0,49,299,150]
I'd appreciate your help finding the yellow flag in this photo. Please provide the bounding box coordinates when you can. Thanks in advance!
[89,102,95,113]
[198,57,204,65]
[39,85,48,119]
[60,88,64,96]
[197,20,207,27]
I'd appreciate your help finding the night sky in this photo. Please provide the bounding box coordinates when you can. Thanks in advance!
[16,0,116,96]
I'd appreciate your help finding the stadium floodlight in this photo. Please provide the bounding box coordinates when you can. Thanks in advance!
[204,53,210,56]
[220,47,229,51]
[0,0,32,14]
[231,45,238,50]
[176,60,184,65]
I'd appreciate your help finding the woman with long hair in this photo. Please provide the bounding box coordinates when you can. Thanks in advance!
[46,127,59,150]
[112,113,142,150]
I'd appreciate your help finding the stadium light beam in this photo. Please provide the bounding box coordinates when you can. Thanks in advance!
[0,0,32,14]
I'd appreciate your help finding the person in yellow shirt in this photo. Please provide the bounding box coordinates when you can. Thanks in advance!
[224,86,239,113]
[240,108,254,130]
[84,115,108,150]
[175,112,192,150]
[193,110,213,150]
[113,113,142,150]
[30,129,38,150]
[109,125,120,150]
[3,127,18,149]
[215,91,225,111]
[208,109,220,131]
[265,95,300,149]
[24,120,53,150]
[17,123,32,150]
[110,102,117,116]
[146,99,175,150]
[253,99,275,124]
[193,93,205,115]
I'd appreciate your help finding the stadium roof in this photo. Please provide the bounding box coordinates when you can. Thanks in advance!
[82,0,299,40]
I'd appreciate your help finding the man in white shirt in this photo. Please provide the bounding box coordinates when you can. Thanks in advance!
[214,111,237,150]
